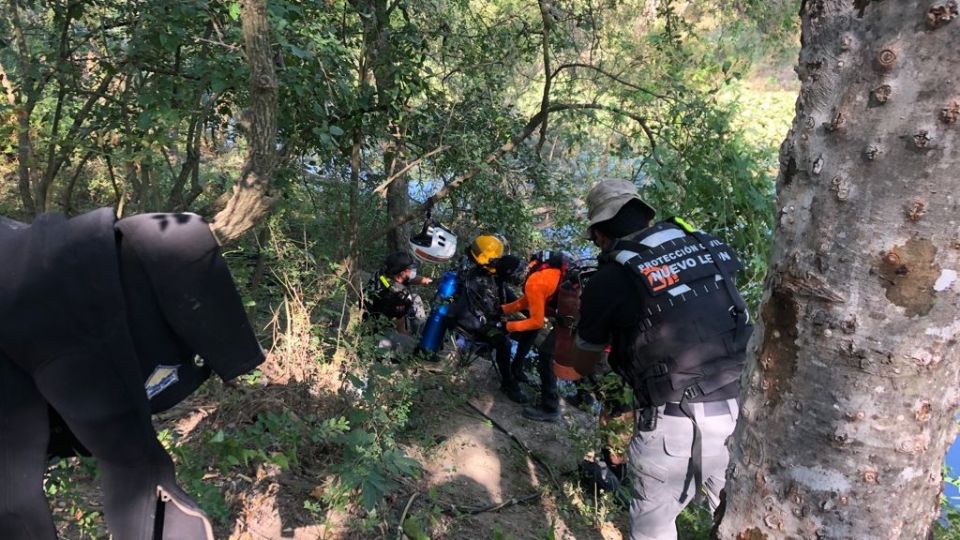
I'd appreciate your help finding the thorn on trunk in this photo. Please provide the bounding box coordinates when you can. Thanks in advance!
[905,199,927,222]
[927,1,958,29]
[870,84,892,105]
[875,48,898,71]
[941,100,960,124]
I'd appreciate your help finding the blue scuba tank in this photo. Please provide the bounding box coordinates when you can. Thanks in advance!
[419,304,449,353]
[419,271,459,353]
[437,270,458,299]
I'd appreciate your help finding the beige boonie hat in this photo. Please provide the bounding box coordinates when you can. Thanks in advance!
[585,179,657,228]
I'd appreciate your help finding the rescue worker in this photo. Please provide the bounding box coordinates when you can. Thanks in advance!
[501,250,565,422]
[447,235,528,403]
[0,208,265,540]
[555,179,751,540]
[363,251,432,354]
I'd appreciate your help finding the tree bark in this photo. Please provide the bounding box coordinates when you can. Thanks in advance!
[209,0,278,245]
[352,0,410,252]
[8,0,37,215]
[718,2,960,539]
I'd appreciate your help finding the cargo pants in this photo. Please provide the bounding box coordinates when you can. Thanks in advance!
[627,398,739,540]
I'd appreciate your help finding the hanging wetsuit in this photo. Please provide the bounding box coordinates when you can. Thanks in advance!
[0,209,264,540]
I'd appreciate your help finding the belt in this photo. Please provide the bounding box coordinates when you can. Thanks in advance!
[663,400,729,417]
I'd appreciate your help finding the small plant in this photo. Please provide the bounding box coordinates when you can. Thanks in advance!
[45,458,106,539]
[935,462,960,539]
[321,336,423,510]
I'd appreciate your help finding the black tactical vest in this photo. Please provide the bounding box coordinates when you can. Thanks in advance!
[601,218,752,406]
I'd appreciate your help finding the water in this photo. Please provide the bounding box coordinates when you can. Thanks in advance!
[946,434,960,507]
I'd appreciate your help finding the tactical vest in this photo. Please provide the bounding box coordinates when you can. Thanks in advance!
[601,218,752,407]
[365,273,414,320]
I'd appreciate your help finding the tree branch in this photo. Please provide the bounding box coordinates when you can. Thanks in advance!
[39,67,117,208]
[372,144,450,196]
[535,0,553,158]
[105,154,124,215]
[44,1,76,181]
[61,150,94,215]
[558,102,661,165]
[9,0,37,214]
[368,102,660,241]
[552,62,672,102]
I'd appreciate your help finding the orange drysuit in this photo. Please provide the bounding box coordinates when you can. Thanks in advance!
[501,267,561,333]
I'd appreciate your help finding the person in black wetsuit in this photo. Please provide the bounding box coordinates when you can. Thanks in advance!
[0,208,265,540]
[446,235,527,403]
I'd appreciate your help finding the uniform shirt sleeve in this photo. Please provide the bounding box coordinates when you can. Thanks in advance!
[575,264,625,348]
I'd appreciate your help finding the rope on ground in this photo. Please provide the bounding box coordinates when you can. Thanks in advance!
[463,401,561,489]
[452,492,542,516]
[397,491,419,540]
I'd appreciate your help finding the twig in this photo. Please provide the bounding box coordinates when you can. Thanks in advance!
[464,402,560,489]
[368,101,659,242]
[551,62,672,102]
[397,491,419,540]
[458,492,541,516]
[195,37,242,52]
[373,145,450,196]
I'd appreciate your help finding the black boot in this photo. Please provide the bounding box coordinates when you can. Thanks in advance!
[522,404,560,423]
[501,384,529,404]
[512,365,533,386]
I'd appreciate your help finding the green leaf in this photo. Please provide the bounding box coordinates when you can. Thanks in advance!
[289,45,312,60]
[329,125,344,137]
[402,517,430,540]
[228,2,241,20]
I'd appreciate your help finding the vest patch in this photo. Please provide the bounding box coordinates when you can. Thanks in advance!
[145,365,179,400]
[618,238,734,297]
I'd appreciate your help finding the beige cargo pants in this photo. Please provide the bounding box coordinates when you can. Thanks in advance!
[627,398,739,540]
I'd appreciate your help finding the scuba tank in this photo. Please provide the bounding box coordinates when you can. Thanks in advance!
[419,271,458,354]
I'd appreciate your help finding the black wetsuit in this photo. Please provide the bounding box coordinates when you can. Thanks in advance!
[0,209,264,540]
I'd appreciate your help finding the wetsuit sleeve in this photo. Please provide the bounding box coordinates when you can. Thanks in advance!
[116,214,265,382]
[501,295,529,315]
[506,274,550,333]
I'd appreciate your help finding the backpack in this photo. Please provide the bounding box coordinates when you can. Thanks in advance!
[551,259,597,365]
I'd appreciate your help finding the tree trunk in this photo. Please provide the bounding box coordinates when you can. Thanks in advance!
[352,0,411,252]
[719,2,960,539]
[9,0,37,216]
[384,144,409,252]
[209,0,278,245]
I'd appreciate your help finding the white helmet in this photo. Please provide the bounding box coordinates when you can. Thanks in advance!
[410,220,458,263]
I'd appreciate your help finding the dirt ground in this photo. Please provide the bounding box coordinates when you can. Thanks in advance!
[223,357,629,540]
[52,353,633,540]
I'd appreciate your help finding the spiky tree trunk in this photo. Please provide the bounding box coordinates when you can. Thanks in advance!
[718,1,960,539]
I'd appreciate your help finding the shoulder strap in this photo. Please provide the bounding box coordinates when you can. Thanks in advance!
[672,217,750,343]
[670,217,746,313]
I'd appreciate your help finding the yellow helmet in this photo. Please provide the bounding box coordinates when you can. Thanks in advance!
[469,234,505,268]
